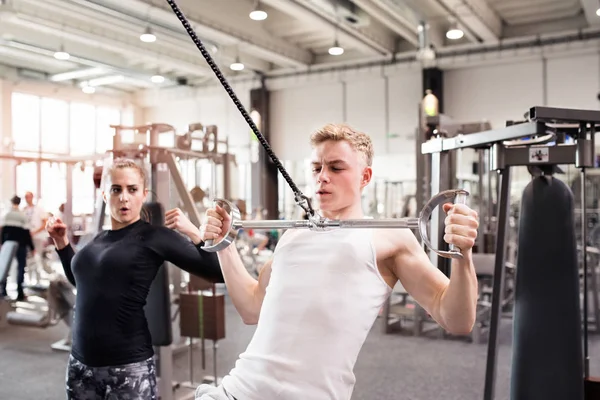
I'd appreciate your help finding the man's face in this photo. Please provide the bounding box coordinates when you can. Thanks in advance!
[311,140,371,213]
[24,192,33,206]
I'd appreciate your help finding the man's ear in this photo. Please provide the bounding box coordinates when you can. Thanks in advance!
[361,166,373,188]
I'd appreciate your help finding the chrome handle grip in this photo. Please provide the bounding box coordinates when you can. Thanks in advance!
[418,189,470,260]
[200,198,242,252]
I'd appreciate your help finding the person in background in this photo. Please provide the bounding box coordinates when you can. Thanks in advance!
[23,191,49,278]
[1,195,34,301]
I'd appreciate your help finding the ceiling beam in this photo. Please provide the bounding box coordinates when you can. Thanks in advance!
[3,39,177,85]
[93,0,313,68]
[261,0,395,55]
[503,14,588,38]
[581,0,600,26]
[351,0,419,47]
[4,12,212,78]
[434,0,503,43]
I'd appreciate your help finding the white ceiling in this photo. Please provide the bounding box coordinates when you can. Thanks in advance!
[0,0,596,93]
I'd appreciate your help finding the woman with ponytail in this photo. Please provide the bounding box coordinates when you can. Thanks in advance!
[46,158,223,399]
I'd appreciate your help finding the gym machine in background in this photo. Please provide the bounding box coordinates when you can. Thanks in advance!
[381,103,494,340]
[91,122,234,400]
[423,106,599,400]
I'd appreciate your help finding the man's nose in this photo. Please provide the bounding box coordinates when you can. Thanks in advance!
[317,168,330,182]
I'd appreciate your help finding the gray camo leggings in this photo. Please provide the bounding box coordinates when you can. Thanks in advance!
[65,355,157,400]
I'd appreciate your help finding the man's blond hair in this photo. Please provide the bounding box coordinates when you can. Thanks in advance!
[310,123,374,167]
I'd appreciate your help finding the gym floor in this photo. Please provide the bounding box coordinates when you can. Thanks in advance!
[3,295,600,400]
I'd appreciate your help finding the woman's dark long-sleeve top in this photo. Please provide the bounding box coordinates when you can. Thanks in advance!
[56,219,223,367]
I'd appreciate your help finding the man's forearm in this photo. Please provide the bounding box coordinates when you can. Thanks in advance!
[217,245,261,323]
[439,254,478,335]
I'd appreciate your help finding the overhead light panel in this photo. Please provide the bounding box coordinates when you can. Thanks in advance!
[81,85,95,94]
[140,27,156,43]
[446,22,464,40]
[596,7,600,16]
[54,45,70,60]
[87,75,125,86]
[249,1,267,20]
[230,61,244,71]
[328,40,344,56]
[151,74,165,83]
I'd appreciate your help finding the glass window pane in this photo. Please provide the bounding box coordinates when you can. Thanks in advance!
[41,98,69,154]
[40,162,66,214]
[70,103,96,156]
[16,162,37,199]
[72,166,95,215]
[121,108,134,126]
[96,107,120,154]
[12,93,40,152]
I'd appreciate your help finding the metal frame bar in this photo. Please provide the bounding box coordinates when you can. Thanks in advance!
[421,105,600,400]
[421,121,544,154]
[482,167,511,400]
[529,106,600,123]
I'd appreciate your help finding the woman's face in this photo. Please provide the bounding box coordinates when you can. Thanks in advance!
[104,167,148,229]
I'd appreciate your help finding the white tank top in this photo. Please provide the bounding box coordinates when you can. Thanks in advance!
[222,228,392,400]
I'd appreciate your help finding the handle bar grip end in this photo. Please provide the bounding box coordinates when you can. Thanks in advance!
[200,198,242,252]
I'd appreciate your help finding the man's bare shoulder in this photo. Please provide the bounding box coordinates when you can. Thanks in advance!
[372,228,418,259]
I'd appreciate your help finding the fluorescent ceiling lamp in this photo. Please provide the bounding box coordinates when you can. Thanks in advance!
[50,67,107,82]
[596,7,600,16]
[151,74,165,83]
[87,75,125,86]
[82,85,95,94]
[54,50,70,60]
[230,61,244,71]
[328,45,344,56]
[250,10,267,20]
[446,27,464,40]
[140,27,156,43]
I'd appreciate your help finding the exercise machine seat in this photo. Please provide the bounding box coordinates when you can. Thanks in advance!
[6,310,49,327]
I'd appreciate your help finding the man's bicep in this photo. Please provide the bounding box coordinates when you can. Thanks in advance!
[392,233,449,320]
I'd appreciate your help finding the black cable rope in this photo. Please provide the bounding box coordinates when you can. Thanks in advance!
[164,0,316,217]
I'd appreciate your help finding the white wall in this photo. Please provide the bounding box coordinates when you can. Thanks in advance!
[138,48,600,212]
[269,67,423,164]
[444,54,600,128]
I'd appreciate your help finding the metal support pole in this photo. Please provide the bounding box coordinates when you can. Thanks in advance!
[483,166,511,400]
[429,152,441,265]
[477,149,485,252]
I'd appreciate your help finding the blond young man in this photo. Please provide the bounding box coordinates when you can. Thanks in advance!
[196,124,480,400]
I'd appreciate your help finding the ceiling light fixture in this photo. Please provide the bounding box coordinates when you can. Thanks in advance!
[249,1,268,21]
[230,60,245,71]
[140,27,156,43]
[328,40,344,56]
[446,22,464,40]
[151,74,165,83]
[82,85,95,94]
[54,45,70,60]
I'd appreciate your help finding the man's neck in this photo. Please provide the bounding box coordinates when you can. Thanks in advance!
[320,204,364,220]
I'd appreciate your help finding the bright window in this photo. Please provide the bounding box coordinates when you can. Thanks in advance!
[12,93,40,152]
[40,162,67,214]
[70,102,96,155]
[72,166,95,215]
[41,98,69,154]
[96,107,120,154]
[15,162,37,199]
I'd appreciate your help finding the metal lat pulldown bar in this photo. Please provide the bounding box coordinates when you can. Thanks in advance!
[202,189,469,260]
